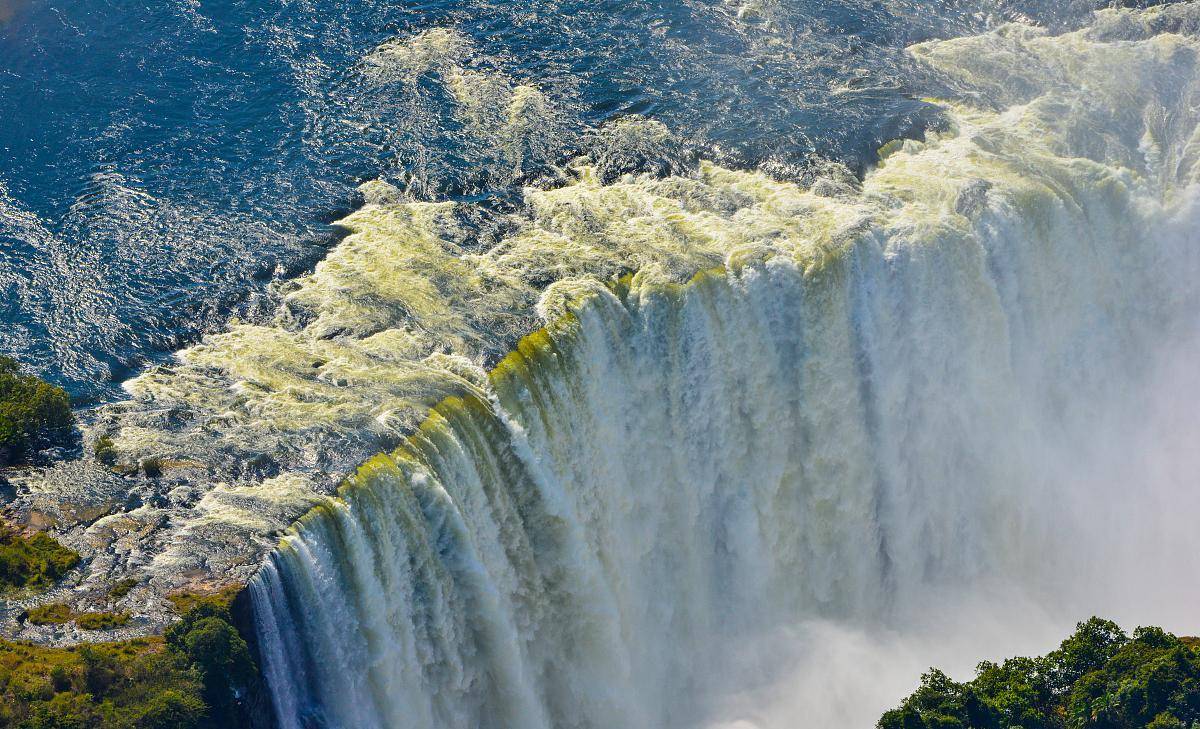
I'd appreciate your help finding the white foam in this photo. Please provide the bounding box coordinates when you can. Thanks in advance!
[248,7,1200,727]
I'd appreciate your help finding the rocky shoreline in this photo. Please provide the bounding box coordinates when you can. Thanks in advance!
[0,451,316,647]
[0,443,278,724]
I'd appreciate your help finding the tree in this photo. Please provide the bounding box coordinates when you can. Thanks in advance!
[0,356,73,465]
[133,689,207,729]
[165,603,256,727]
[18,691,98,729]
[880,619,1200,729]
[79,645,121,699]
[1047,618,1127,695]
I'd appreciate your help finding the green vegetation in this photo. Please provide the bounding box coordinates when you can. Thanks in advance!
[23,604,131,631]
[74,613,130,632]
[0,637,204,728]
[107,580,137,601]
[22,605,72,627]
[92,437,117,467]
[164,587,242,617]
[163,599,256,726]
[0,591,259,728]
[0,526,79,593]
[0,357,73,466]
[879,618,1200,729]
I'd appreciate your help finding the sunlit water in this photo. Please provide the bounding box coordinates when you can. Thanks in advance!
[245,5,1200,728]
[2,0,1112,398]
[3,1,1199,726]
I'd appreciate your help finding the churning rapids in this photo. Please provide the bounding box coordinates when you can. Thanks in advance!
[234,6,1200,728]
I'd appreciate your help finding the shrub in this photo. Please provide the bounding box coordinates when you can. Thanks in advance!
[49,664,71,693]
[75,611,131,631]
[141,458,163,478]
[24,603,73,626]
[79,643,121,696]
[109,578,139,601]
[20,690,98,729]
[133,688,207,729]
[94,436,118,466]
[164,595,257,727]
[0,356,73,466]
[0,525,81,592]
[879,618,1200,729]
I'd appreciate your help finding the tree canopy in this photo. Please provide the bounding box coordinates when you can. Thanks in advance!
[879,618,1200,729]
[0,357,72,466]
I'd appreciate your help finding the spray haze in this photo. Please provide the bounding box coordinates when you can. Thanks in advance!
[236,4,1200,728]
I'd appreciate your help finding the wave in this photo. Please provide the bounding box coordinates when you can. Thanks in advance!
[245,5,1200,728]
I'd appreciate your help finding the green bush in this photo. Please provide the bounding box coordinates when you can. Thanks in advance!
[23,604,72,626]
[0,356,73,466]
[75,612,130,631]
[0,590,261,728]
[109,579,138,601]
[0,526,80,592]
[164,598,256,727]
[94,437,118,466]
[879,618,1200,729]
[20,691,98,729]
[132,689,206,729]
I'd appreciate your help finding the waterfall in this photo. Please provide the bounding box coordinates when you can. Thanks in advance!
[251,6,1200,728]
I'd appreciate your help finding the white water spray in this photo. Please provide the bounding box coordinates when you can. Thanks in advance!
[251,7,1200,728]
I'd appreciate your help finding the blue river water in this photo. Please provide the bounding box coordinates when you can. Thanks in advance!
[0,0,1143,401]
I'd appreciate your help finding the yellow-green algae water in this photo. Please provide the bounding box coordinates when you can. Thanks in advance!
[242,6,1200,728]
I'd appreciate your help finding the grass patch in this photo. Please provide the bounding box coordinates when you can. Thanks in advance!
[74,611,130,631]
[0,525,80,593]
[0,356,73,466]
[23,603,72,626]
[108,578,138,601]
[165,585,242,616]
[23,605,131,631]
